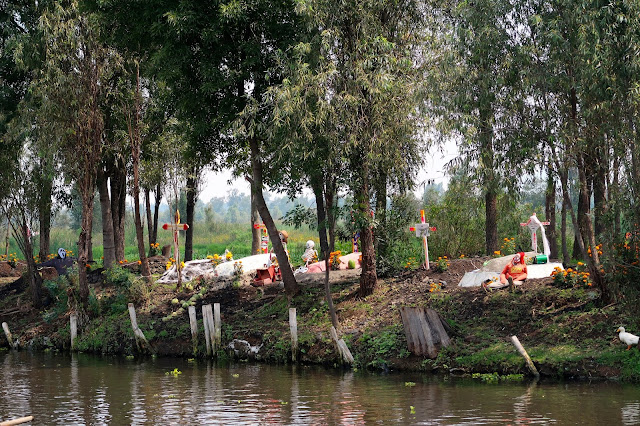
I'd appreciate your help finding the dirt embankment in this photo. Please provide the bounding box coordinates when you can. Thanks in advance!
[0,257,638,381]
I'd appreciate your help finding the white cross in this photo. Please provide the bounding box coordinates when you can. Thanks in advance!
[520,213,550,255]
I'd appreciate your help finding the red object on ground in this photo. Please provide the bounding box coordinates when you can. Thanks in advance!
[253,265,281,286]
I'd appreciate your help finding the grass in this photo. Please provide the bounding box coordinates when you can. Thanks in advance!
[0,221,320,267]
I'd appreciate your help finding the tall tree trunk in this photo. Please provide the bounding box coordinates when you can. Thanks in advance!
[545,172,558,259]
[485,190,498,255]
[129,65,151,283]
[78,192,94,309]
[185,170,197,262]
[325,177,337,252]
[612,155,621,236]
[572,183,588,260]
[311,174,339,329]
[374,172,387,256]
[152,183,161,246]
[109,160,126,262]
[561,188,569,266]
[251,189,260,255]
[12,217,43,309]
[38,174,53,263]
[357,163,377,297]
[87,208,94,263]
[249,136,298,296]
[145,187,153,256]
[577,155,608,300]
[98,166,116,269]
[592,152,607,238]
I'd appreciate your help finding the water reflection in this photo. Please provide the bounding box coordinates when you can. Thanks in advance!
[2,351,640,424]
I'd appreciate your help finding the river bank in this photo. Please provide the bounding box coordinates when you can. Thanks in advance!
[1,257,639,381]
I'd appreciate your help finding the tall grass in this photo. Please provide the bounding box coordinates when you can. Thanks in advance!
[0,221,320,267]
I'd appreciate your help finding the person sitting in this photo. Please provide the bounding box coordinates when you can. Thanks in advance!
[500,252,528,288]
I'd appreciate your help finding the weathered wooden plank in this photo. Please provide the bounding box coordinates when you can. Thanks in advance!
[202,305,211,356]
[289,308,298,362]
[416,309,437,358]
[426,308,451,347]
[399,307,415,353]
[400,307,451,358]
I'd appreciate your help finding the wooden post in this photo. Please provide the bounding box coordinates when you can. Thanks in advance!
[511,335,540,379]
[188,306,198,355]
[214,303,221,349]
[70,313,77,351]
[289,308,298,362]
[203,304,216,355]
[161,216,189,290]
[2,322,16,350]
[128,303,152,353]
[202,305,211,356]
[0,416,34,426]
[330,326,354,365]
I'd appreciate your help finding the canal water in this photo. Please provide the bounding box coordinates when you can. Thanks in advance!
[1,351,640,424]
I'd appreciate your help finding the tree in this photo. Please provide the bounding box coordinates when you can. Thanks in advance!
[35,0,121,308]
[263,0,426,296]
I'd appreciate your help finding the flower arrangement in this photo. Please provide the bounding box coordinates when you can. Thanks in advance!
[329,251,342,270]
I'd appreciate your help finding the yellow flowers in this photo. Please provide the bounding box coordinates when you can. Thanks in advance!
[429,281,441,293]
[226,251,233,260]
[459,254,465,258]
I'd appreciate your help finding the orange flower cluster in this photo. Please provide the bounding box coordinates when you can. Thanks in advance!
[551,266,592,288]
[429,281,442,293]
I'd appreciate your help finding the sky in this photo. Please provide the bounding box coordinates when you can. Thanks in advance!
[198,143,459,202]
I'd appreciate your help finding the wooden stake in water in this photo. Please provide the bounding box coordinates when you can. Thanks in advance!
[203,304,216,355]
[202,305,211,356]
[188,306,198,355]
[289,308,298,362]
[70,313,77,351]
[0,415,34,426]
[2,322,16,350]
[214,303,221,349]
[511,335,540,379]
[128,303,152,353]
[330,326,354,365]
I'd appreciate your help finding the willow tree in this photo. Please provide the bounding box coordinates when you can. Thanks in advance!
[262,0,426,296]
[36,0,121,308]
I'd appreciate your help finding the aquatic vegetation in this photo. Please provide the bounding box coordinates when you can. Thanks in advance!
[165,368,182,377]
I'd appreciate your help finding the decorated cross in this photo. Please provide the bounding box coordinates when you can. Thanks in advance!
[162,210,189,289]
[253,223,269,253]
[409,210,437,270]
[520,212,550,255]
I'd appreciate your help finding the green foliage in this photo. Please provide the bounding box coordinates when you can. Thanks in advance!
[42,276,70,323]
[376,194,424,277]
[356,324,409,370]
